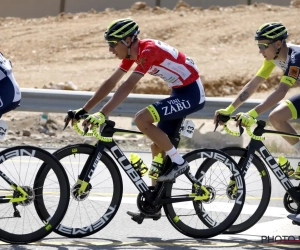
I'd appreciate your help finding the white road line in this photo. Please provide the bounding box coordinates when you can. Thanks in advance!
[85,196,289,218]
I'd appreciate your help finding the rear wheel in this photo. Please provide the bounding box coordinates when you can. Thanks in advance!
[164,148,246,238]
[0,146,69,244]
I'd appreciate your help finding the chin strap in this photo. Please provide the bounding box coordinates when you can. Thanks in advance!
[121,40,132,59]
[272,39,284,60]
[121,30,139,59]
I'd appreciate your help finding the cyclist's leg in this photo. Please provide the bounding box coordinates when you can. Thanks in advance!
[269,94,300,221]
[127,120,183,220]
[147,80,205,182]
[128,79,205,220]
[269,95,299,146]
[134,79,205,156]
[270,95,300,172]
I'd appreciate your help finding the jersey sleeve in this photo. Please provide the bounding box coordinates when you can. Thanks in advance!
[255,59,276,79]
[119,59,135,72]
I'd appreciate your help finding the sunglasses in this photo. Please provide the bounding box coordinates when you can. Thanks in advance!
[107,41,119,48]
[257,42,274,50]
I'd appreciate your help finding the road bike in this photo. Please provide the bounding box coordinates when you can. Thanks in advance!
[209,115,300,234]
[36,111,246,239]
[0,145,70,244]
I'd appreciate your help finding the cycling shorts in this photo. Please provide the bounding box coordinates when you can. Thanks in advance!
[285,94,300,119]
[0,76,21,118]
[147,78,205,136]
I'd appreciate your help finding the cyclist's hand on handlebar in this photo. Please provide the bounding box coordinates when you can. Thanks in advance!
[73,108,88,120]
[214,104,235,125]
[83,111,106,130]
[63,108,87,129]
[236,109,258,127]
[64,108,88,126]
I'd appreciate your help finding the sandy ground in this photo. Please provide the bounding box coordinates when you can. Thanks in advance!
[1,1,300,153]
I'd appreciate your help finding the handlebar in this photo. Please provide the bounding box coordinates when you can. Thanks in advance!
[215,114,265,141]
[63,110,113,142]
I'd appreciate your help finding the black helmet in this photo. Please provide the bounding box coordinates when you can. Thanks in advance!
[255,22,288,41]
[104,18,139,43]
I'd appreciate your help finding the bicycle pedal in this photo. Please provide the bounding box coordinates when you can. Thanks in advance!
[292,220,300,226]
[131,214,145,224]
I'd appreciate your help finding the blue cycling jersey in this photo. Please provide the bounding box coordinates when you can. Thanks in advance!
[0,53,21,117]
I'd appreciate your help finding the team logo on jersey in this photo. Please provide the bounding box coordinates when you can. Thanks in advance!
[162,98,191,116]
[288,66,300,79]
[148,67,159,75]
[136,57,146,70]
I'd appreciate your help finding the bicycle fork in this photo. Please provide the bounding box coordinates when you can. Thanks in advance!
[73,145,105,199]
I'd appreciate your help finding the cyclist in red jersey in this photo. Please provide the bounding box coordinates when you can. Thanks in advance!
[69,18,206,221]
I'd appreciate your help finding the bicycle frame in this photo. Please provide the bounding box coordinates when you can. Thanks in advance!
[238,120,300,209]
[75,119,205,206]
[0,172,28,203]
[0,147,36,204]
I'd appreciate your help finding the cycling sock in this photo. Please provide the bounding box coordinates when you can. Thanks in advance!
[166,146,184,165]
[292,140,300,154]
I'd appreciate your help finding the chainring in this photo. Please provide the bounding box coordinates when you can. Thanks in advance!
[136,186,161,216]
[283,186,300,214]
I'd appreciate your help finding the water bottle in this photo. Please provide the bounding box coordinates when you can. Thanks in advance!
[148,153,164,180]
[278,155,294,177]
[130,153,148,177]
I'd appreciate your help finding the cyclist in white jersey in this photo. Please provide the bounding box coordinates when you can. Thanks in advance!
[0,52,21,138]
[68,18,206,221]
[214,22,300,223]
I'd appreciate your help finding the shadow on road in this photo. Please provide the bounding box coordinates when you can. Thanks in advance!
[3,235,299,250]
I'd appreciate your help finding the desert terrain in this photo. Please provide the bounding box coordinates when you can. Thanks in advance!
[1,1,300,152]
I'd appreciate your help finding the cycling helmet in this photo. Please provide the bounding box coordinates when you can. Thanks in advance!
[104,18,139,43]
[255,22,288,41]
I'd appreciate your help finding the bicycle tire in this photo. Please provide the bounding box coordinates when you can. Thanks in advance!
[216,147,271,234]
[0,146,70,244]
[164,148,246,238]
[37,144,123,238]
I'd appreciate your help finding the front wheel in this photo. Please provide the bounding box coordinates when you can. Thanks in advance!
[164,148,246,238]
[218,147,271,234]
[40,144,123,238]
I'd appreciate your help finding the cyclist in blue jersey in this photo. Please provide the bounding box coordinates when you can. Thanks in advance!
[214,22,300,223]
[0,52,21,138]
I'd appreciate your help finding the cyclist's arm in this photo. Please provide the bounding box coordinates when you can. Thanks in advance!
[231,59,276,110]
[83,67,126,112]
[100,72,143,116]
[253,57,300,116]
[254,82,290,115]
[230,75,265,109]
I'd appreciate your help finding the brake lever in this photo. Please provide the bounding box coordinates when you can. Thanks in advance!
[214,118,219,132]
[83,127,89,136]
[214,114,231,132]
[238,123,244,136]
[63,110,75,131]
